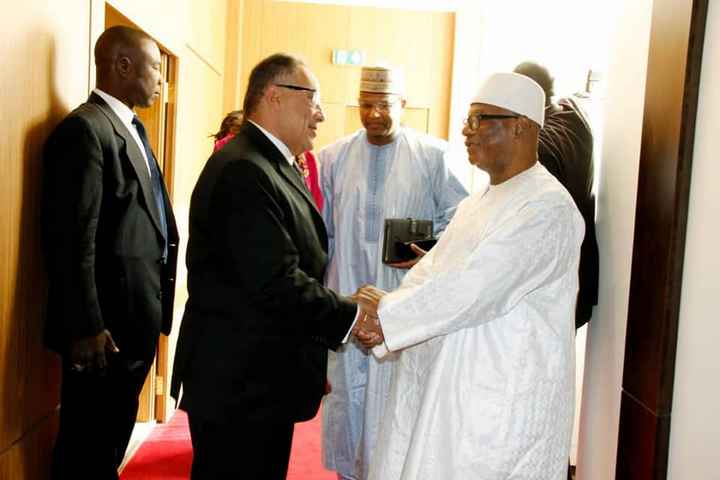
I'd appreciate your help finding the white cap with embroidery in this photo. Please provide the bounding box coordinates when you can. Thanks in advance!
[359,65,405,96]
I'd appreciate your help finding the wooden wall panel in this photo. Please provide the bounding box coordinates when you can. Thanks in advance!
[238,0,454,148]
[240,1,352,106]
[316,103,347,150]
[223,0,246,115]
[239,0,264,101]
[426,13,455,136]
[0,411,59,480]
[105,0,187,56]
[266,2,350,105]
[104,0,229,72]
[0,1,90,469]
[189,0,228,74]
[0,0,231,476]
[346,9,436,104]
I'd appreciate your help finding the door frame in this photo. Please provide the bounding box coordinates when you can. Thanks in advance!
[91,1,180,423]
[616,0,709,477]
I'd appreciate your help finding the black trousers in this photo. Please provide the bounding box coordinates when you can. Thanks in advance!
[187,411,295,480]
[50,353,153,480]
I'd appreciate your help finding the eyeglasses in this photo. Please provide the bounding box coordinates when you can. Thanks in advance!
[274,83,321,109]
[463,113,520,131]
[358,101,398,113]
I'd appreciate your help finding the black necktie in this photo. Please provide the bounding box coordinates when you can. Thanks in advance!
[132,116,168,259]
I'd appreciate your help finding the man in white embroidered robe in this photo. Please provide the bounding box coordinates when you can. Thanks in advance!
[354,72,584,480]
[319,66,468,480]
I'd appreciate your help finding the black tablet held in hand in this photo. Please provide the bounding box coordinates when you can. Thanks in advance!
[382,218,434,264]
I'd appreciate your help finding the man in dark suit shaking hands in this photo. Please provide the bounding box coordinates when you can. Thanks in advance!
[42,26,178,479]
[171,54,358,479]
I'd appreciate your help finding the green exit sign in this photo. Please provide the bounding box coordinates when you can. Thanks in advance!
[332,49,364,66]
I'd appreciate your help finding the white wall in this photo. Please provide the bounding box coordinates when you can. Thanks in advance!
[449,0,615,193]
[447,2,486,192]
[575,0,653,478]
[667,2,720,477]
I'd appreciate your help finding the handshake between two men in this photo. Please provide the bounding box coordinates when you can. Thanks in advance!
[351,285,389,349]
[349,242,428,349]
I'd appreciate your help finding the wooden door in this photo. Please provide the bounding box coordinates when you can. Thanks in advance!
[133,52,169,423]
[104,4,178,424]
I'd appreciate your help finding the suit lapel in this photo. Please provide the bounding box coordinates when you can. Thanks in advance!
[88,93,165,239]
[244,122,320,215]
[278,157,320,212]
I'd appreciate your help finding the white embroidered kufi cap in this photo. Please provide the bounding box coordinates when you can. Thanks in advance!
[472,72,545,127]
[359,66,405,95]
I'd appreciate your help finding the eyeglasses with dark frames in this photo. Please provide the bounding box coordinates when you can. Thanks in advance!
[274,83,316,94]
[463,113,520,131]
[274,83,321,109]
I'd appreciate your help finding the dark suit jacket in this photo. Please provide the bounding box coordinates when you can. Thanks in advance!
[538,97,600,328]
[171,121,355,424]
[42,93,179,362]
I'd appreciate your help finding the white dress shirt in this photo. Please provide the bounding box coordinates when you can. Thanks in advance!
[93,88,152,176]
[247,119,295,167]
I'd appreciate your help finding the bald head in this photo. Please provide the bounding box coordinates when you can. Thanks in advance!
[94,26,162,109]
[514,62,554,107]
[94,26,154,80]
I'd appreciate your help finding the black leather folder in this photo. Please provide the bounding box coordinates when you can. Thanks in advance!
[382,218,435,264]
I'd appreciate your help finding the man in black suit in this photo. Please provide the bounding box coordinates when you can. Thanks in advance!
[514,61,600,329]
[42,26,178,479]
[171,54,358,479]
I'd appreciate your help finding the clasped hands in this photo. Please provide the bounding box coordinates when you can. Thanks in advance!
[351,285,388,348]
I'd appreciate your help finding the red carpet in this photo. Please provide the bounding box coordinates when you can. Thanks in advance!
[288,412,336,480]
[120,409,335,479]
[119,410,192,479]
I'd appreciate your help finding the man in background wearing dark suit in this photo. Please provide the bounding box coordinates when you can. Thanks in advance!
[42,26,178,479]
[514,61,600,329]
[171,54,358,479]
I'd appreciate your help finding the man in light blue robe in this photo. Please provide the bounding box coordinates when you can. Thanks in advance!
[319,66,468,480]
